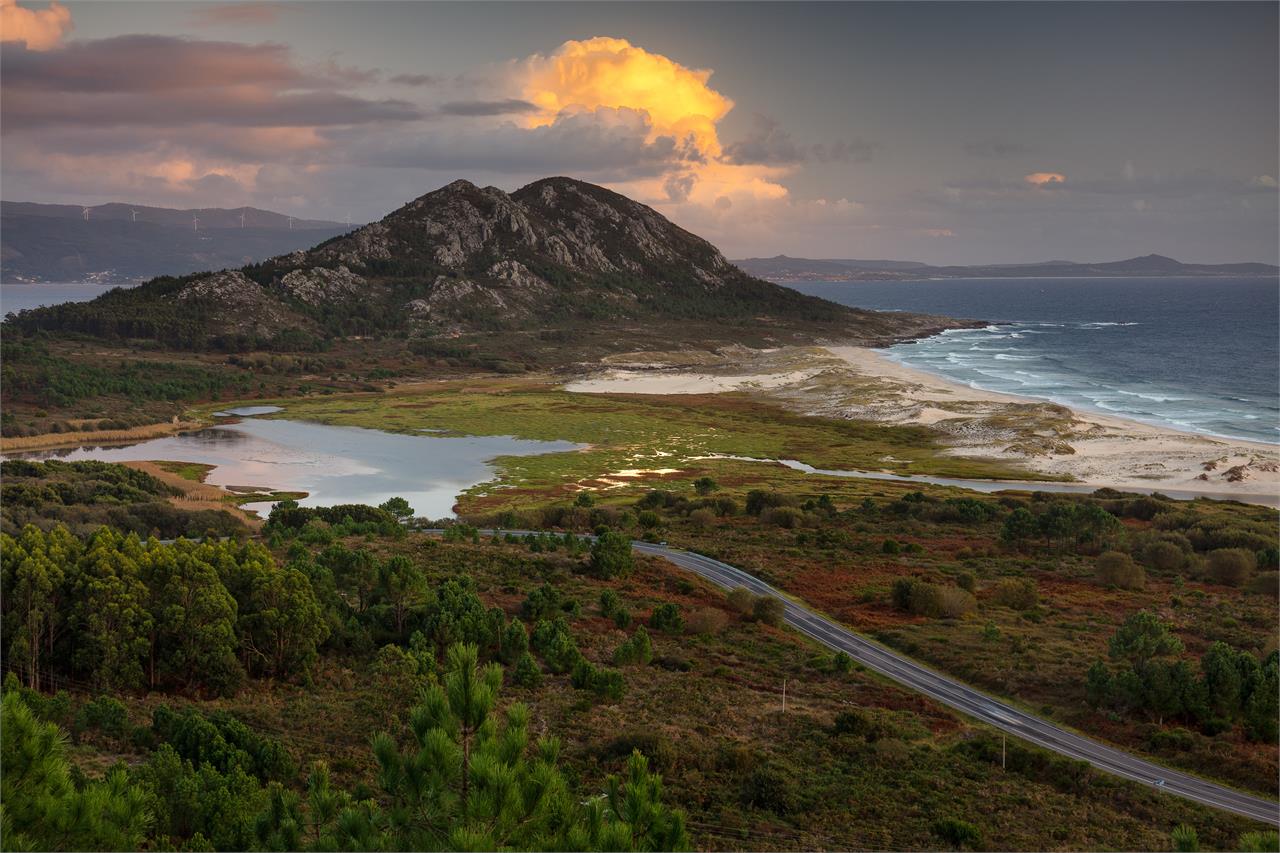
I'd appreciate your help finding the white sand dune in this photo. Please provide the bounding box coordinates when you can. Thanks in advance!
[565,346,1280,503]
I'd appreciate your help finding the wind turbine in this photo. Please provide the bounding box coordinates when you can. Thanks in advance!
[287,216,294,230]
[81,207,91,221]
[130,209,138,222]
[239,211,246,228]
[192,215,200,232]
[345,212,351,227]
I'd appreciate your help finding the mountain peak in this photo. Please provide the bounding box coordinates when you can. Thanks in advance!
[12,177,962,351]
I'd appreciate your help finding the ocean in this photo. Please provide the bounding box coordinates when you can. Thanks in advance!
[786,276,1279,444]
[1,282,136,314]
[5,278,1276,444]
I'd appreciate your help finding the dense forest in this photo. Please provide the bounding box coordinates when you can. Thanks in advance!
[3,457,1278,851]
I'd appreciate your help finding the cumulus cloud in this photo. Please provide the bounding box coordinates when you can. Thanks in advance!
[518,36,732,155]
[0,0,71,50]
[504,36,801,214]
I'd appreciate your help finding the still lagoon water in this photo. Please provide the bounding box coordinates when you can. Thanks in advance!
[8,414,583,519]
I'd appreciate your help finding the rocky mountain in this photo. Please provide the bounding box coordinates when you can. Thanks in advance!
[735,253,1280,282]
[1,201,350,283]
[6,177,965,353]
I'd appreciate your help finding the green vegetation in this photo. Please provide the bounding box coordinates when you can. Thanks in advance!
[2,492,1274,850]
[245,381,1040,510]
[1,459,245,539]
[461,476,1279,798]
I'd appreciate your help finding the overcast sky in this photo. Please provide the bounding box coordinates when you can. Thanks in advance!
[2,0,1276,263]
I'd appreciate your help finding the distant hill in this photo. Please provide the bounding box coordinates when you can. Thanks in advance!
[5,177,963,351]
[734,253,1280,282]
[1,201,352,283]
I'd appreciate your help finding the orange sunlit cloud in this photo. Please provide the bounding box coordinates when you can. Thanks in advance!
[515,36,792,208]
[1024,172,1066,187]
[0,0,72,50]
[520,36,732,154]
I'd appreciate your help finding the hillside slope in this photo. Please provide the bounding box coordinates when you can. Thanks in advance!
[6,178,965,352]
[1,202,350,283]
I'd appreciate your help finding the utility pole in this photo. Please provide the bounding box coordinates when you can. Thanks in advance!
[1002,734,1006,770]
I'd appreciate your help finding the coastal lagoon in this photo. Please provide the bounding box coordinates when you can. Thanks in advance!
[787,276,1280,443]
[4,415,583,519]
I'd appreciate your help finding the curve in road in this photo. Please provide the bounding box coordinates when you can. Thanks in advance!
[422,528,1277,824]
[628,542,1279,825]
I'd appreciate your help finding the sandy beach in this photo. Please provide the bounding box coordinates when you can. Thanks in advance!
[566,345,1280,503]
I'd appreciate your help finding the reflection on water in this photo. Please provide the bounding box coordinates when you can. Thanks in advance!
[213,406,284,417]
[4,417,583,518]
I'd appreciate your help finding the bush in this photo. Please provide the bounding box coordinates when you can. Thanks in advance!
[1096,551,1147,590]
[933,818,983,850]
[570,659,625,701]
[832,709,872,737]
[1206,548,1256,587]
[73,696,130,742]
[1141,540,1187,573]
[753,596,785,627]
[599,589,621,618]
[741,763,801,815]
[614,626,653,666]
[685,607,730,636]
[956,572,976,592]
[727,587,755,616]
[693,476,718,496]
[745,490,792,516]
[1246,572,1279,598]
[760,506,805,529]
[649,603,684,634]
[688,508,716,530]
[881,538,901,555]
[909,583,976,619]
[992,577,1039,610]
[891,577,917,610]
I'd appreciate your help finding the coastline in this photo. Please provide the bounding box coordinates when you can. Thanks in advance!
[567,344,1280,503]
[829,346,1279,499]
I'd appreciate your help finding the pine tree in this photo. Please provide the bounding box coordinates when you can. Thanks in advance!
[368,642,573,849]
[0,691,152,850]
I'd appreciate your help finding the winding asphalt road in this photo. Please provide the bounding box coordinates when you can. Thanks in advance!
[456,529,1277,824]
[628,542,1279,825]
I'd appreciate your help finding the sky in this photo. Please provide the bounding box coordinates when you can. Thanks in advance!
[1,0,1277,264]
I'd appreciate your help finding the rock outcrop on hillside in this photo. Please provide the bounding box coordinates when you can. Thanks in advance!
[8,177,971,350]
